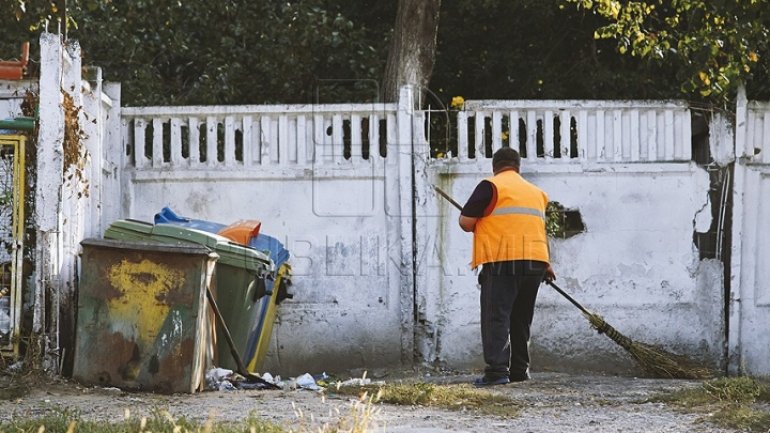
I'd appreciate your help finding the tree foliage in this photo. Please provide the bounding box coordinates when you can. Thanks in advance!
[3,0,768,106]
[429,0,681,105]
[2,0,386,105]
[566,0,770,102]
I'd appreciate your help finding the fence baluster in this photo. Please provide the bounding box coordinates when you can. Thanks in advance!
[260,115,271,165]
[673,110,684,160]
[206,116,217,166]
[313,114,325,164]
[526,111,537,160]
[457,111,468,161]
[242,115,252,167]
[170,117,182,166]
[351,114,362,161]
[647,111,658,161]
[595,110,605,161]
[630,110,640,162]
[559,110,570,160]
[613,109,623,161]
[492,111,502,153]
[225,115,236,166]
[577,110,587,160]
[510,111,519,153]
[152,118,163,167]
[474,111,485,159]
[369,113,380,161]
[278,114,289,166]
[297,115,308,165]
[682,111,692,161]
[544,110,554,161]
[189,117,200,165]
[133,118,147,168]
[664,110,675,160]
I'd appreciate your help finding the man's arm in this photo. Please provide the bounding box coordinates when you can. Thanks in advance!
[458,181,495,232]
[459,215,478,232]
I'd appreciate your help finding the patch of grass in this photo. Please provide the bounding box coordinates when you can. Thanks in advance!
[708,406,770,432]
[0,382,27,400]
[652,377,767,406]
[331,382,521,418]
[0,369,47,401]
[0,399,379,433]
[0,410,286,433]
[650,376,770,431]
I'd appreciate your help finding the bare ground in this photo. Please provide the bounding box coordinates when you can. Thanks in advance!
[0,371,739,432]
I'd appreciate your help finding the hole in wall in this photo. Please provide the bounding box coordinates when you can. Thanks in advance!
[546,201,586,239]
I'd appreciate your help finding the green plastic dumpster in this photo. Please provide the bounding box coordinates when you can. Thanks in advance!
[104,220,273,373]
[73,239,217,393]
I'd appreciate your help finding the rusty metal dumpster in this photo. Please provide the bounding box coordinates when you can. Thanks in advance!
[103,221,274,373]
[73,239,217,393]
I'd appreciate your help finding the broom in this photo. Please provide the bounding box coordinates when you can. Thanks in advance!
[432,184,713,380]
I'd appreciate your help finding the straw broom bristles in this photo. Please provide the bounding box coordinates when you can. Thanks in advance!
[584,311,713,379]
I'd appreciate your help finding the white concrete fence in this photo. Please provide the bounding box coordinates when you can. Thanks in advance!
[457,100,692,163]
[121,103,398,169]
[23,32,770,377]
[117,89,730,376]
[122,100,693,170]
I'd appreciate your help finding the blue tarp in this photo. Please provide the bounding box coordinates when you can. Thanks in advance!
[154,207,227,233]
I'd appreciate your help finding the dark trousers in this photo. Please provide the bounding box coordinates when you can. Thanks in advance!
[479,260,546,379]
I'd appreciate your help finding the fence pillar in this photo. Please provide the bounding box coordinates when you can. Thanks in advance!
[103,82,123,228]
[33,32,66,370]
[727,85,747,375]
[396,85,416,365]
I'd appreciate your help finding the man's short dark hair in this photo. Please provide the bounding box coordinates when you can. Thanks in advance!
[492,147,521,172]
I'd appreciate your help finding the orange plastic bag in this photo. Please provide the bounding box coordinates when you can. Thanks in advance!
[217,220,261,245]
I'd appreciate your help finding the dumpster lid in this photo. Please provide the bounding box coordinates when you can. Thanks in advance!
[81,238,218,258]
[106,219,154,234]
[150,224,272,271]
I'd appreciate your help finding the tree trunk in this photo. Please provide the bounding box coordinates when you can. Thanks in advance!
[383,0,441,104]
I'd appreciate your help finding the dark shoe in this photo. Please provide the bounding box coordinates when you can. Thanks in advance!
[509,372,530,382]
[473,376,510,387]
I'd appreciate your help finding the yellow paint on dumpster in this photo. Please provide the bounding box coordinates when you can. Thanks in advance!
[107,259,186,344]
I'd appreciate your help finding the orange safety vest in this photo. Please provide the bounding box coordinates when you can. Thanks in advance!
[472,170,550,268]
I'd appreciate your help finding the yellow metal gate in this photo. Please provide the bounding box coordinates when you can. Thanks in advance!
[0,135,25,358]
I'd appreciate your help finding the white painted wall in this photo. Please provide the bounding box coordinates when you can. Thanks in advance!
[414,160,723,374]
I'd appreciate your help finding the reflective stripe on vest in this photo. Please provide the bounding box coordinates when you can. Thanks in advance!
[490,206,545,219]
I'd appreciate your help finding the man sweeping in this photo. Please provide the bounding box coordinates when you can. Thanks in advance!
[458,147,555,387]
